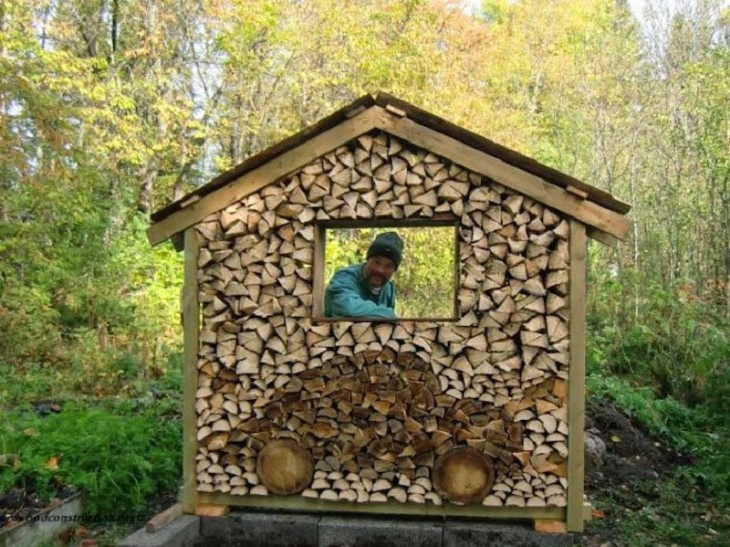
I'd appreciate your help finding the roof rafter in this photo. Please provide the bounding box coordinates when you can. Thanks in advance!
[147,106,379,246]
[148,100,629,247]
[373,106,629,241]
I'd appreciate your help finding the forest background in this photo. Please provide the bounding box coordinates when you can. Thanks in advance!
[0,0,728,544]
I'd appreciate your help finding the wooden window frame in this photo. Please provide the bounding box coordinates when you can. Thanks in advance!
[312,216,461,322]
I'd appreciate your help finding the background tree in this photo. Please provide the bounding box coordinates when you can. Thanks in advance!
[1,0,727,406]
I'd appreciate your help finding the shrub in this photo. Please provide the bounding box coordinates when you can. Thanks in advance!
[587,271,730,408]
[587,372,730,507]
[0,401,182,516]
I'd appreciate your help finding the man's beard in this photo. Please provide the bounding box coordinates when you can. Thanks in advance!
[365,276,383,296]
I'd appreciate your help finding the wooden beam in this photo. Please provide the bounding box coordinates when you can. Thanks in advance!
[148,107,379,246]
[146,503,183,533]
[182,228,200,514]
[171,232,184,252]
[586,226,616,246]
[567,220,587,532]
[198,492,566,521]
[385,103,407,117]
[534,520,568,533]
[317,216,458,229]
[194,503,230,517]
[373,107,629,241]
[583,501,594,521]
[180,194,201,208]
[312,224,326,317]
[565,185,588,199]
[452,223,460,319]
[345,105,367,118]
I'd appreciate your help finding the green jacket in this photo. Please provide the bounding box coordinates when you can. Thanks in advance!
[324,263,396,319]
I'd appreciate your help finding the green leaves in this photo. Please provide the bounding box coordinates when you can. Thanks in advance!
[0,402,182,516]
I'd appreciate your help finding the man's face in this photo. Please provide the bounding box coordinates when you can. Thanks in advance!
[364,255,396,294]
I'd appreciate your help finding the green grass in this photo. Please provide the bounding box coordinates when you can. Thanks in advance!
[587,476,728,546]
[586,277,730,408]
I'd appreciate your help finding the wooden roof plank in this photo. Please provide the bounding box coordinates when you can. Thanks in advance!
[586,227,617,246]
[149,94,630,245]
[372,92,630,215]
[147,106,379,246]
[373,107,629,241]
[151,94,378,224]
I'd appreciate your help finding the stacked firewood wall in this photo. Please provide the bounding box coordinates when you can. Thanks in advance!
[193,131,571,508]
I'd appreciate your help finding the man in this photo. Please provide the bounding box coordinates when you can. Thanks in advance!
[324,232,404,319]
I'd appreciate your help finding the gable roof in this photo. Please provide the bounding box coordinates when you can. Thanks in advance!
[148,92,630,246]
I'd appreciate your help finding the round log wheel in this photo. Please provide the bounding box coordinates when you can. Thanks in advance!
[256,440,314,495]
[433,447,494,504]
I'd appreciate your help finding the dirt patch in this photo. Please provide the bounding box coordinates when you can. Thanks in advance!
[585,397,690,488]
[579,398,694,545]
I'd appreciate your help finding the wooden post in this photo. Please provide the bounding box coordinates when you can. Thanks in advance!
[452,223,460,318]
[312,224,326,317]
[182,228,200,513]
[198,491,566,520]
[567,221,586,532]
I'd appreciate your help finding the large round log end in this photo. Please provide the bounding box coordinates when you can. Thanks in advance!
[256,440,314,495]
[433,447,494,504]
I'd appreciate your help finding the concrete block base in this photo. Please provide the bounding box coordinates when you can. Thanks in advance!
[319,516,442,547]
[197,512,319,547]
[444,520,574,547]
[119,509,575,547]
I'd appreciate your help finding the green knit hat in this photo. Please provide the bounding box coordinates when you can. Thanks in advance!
[367,232,404,270]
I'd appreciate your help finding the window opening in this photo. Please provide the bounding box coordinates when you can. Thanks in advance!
[316,222,459,321]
